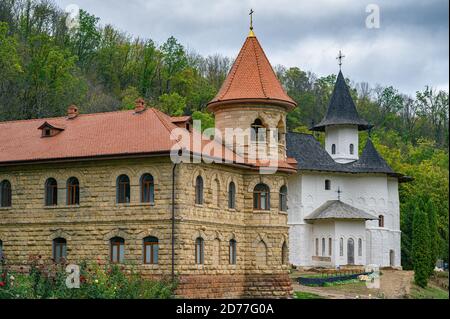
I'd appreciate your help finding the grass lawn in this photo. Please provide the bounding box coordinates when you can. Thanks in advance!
[408,284,449,299]
[294,291,327,299]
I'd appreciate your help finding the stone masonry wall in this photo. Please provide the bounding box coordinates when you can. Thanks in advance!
[0,156,292,298]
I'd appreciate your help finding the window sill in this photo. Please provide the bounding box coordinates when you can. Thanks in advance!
[194,204,204,208]
[0,207,12,210]
[44,205,81,210]
[279,211,288,215]
[115,203,155,207]
[253,209,271,214]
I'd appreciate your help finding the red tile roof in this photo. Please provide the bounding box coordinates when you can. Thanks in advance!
[207,35,297,111]
[0,108,296,172]
[0,109,179,164]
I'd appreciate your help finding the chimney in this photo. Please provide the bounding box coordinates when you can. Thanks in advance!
[67,105,79,119]
[134,98,146,113]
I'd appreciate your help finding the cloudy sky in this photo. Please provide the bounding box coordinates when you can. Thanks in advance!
[56,0,449,96]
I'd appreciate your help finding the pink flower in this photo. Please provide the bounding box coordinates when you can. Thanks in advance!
[0,282,5,287]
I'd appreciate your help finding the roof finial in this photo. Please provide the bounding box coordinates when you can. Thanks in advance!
[336,50,345,71]
[248,9,255,37]
[336,186,343,201]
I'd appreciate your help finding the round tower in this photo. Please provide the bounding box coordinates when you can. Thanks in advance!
[206,29,296,162]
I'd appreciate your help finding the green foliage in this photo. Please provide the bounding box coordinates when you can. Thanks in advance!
[158,92,186,116]
[0,258,176,299]
[412,204,431,288]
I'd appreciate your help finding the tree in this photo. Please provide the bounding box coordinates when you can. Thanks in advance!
[412,202,431,288]
[426,199,439,276]
[158,92,185,116]
[160,36,188,93]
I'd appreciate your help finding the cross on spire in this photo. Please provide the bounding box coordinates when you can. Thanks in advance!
[336,187,343,201]
[249,9,254,30]
[336,50,345,70]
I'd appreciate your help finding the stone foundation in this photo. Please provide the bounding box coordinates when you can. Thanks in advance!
[176,274,293,299]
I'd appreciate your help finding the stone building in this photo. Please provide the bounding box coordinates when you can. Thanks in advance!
[0,28,297,298]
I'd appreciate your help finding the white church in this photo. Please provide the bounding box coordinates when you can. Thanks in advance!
[286,70,411,269]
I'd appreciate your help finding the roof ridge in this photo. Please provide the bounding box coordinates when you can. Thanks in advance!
[251,37,268,98]
[0,109,142,126]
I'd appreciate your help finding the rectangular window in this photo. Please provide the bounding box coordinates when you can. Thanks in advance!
[315,238,319,256]
[144,242,159,264]
[322,238,325,256]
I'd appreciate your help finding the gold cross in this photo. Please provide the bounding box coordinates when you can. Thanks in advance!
[336,50,345,70]
[249,9,254,30]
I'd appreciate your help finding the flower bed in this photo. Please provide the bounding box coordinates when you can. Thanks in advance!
[0,256,176,299]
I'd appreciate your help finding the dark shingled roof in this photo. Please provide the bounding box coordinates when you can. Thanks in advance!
[311,71,373,131]
[304,200,378,221]
[286,132,405,178]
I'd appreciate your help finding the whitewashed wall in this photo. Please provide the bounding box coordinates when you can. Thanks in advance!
[288,172,401,267]
[325,125,359,163]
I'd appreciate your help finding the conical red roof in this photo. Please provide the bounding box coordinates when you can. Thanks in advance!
[207,34,296,111]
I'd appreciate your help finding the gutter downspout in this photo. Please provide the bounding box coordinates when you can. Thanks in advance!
[171,163,177,283]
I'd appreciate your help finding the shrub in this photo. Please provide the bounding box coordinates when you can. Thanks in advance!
[0,256,176,299]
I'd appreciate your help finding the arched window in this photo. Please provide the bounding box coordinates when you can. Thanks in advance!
[110,237,125,263]
[195,237,204,264]
[228,182,236,209]
[315,238,319,256]
[67,177,79,205]
[339,238,344,256]
[325,180,331,190]
[331,144,336,155]
[350,143,355,155]
[45,178,58,206]
[358,238,363,257]
[229,239,237,265]
[329,238,332,256]
[279,185,287,212]
[282,241,288,265]
[212,239,220,265]
[251,119,265,142]
[213,178,220,207]
[378,215,384,227]
[277,120,286,144]
[0,180,12,207]
[253,183,270,210]
[195,176,203,205]
[117,175,130,204]
[53,238,67,263]
[256,240,267,265]
[322,238,326,256]
[143,236,158,264]
[140,174,154,203]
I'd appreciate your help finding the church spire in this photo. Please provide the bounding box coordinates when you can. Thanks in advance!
[311,70,372,132]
